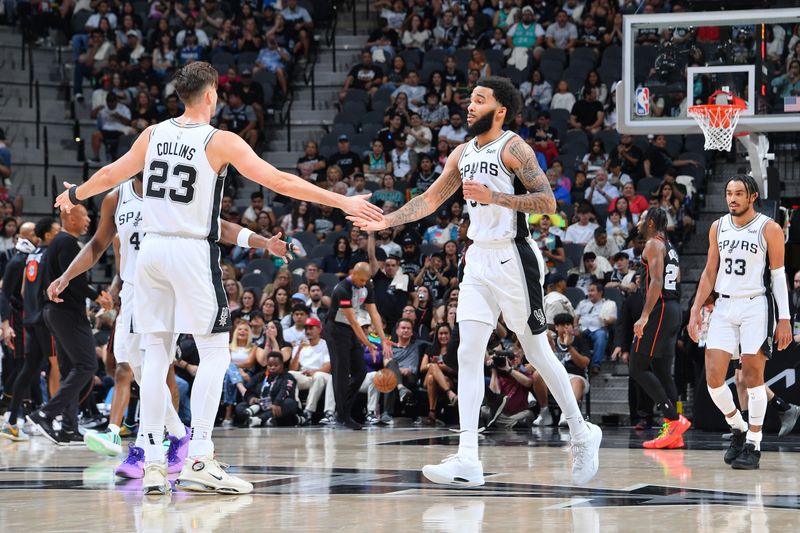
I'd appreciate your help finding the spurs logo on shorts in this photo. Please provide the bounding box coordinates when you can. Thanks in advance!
[218,307,230,328]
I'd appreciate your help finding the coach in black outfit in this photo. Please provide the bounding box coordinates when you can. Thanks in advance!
[325,262,392,429]
[28,205,111,443]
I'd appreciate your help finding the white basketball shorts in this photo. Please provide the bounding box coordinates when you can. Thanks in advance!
[706,294,775,358]
[113,281,141,367]
[134,234,231,335]
[457,238,548,335]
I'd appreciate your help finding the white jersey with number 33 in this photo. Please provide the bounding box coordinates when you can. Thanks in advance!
[714,212,770,298]
[458,130,529,243]
[115,179,143,284]
[143,119,227,240]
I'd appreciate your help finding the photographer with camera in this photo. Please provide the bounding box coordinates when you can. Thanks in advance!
[532,313,591,427]
[480,346,534,430]
[235,351,300,427]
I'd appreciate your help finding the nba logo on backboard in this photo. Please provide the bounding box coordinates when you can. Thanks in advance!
[635,87,649,116]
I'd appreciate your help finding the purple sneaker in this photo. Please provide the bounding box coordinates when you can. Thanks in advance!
[115,443,145,479]
[166,428,191,475]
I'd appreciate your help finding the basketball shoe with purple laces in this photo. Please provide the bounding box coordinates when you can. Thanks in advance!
[167,428,191,475]
[116,443,145,479]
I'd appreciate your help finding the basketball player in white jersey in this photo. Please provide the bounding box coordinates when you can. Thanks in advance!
[47,175,288,476]
[350,77,602,486]
[54,62,383,496]
[689,175,792,470]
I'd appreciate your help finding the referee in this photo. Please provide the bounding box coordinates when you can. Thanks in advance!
[27,206,111,443]
[325,262,392,429]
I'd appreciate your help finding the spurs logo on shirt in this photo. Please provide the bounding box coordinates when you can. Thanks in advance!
[457,130,529,242]
[115,179,143,284]
[714,212,770,297]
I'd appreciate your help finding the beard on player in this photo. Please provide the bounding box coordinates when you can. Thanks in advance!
[467,108,496,138]
[727,201,751,217]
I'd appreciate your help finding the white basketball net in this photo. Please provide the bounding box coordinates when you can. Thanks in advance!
[687,104,745,152]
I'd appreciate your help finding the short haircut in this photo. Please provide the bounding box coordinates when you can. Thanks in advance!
[172,62,219,105]
[475,76,522,125]
[250,191,264,200]
[266,351,284,362]
[583,251,597,261]
[577,204,592,215]
[308,282,322,290]
[553,313,574,326]
[35,217,57,240]
[589,281,604,294]
[594,227,606,236]
[396,317,414,328]
[291,303,310,314]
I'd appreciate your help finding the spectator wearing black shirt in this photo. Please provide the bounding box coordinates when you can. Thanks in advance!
[569,87,605,135]
[339,50,386,101]
[643,135,700,179]
[378,113,405,153]
[575,14,604,57]
[29,208,111,444]
[370,254,409,333]
[313,204,346,241]
[608,134,644,183]
[325,263,391,429]
[321,236,352,279]
[327,135,362,178]
[217,90,258,148]
[235,352,300,426]
[532,313,591,427]
[296,140,327,182]
[366,17,400,64]
[1,219,56,438]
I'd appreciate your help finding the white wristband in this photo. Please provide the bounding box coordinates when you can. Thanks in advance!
[237,228,255,248]
[771,267,791,320]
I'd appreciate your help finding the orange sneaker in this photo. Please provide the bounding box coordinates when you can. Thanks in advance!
[643,415,691,449]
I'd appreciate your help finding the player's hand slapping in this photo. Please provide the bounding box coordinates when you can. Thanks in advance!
[341,193,384,227]
[265,231,296,263]
[54,181,79,213]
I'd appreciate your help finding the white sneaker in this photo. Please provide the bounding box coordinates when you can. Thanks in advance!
[176,455,253,494]
[319,411,337,425]
[365,412,379,425]
[248,417,262,428]
[142,462,171,496]
[422,454,484,487]
[533,409,553,427]
[558,414,568,428]
[570,422,602,485]
[221,419,233,428]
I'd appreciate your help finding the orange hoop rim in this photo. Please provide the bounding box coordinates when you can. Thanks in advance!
[687,103,747,116]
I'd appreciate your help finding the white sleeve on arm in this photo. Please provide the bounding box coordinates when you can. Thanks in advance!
[771,266,790,319]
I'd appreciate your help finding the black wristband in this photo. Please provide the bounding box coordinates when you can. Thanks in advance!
[68,185,80,205]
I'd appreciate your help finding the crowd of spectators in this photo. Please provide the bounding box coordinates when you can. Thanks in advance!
[1,0,762,431]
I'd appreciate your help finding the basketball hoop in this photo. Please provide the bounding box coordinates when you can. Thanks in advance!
[687,90,747,152]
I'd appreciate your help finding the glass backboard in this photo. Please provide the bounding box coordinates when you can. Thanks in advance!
[617,8,800,135]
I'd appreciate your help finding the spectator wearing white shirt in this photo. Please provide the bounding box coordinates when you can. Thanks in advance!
[543,273,575,325]
[289,317,337,424]
[175,17,210,47]
[389,134,417,180]
[405,112,433,153]
[563,205,598,245]
[391,70,427,112]
[281,0,314,61]
[438,112,467,148]
[545,9,578,51]
[584,169,619,206]
[583,227,620,261]
[574,281,617,375]
[282,304,310,346]
[90,92,132,162]
[346,174,371,197]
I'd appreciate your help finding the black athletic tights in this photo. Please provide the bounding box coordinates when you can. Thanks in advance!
[8,323,51,426]
[629,351,679,421]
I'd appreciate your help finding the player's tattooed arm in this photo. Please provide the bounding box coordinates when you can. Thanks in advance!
[349,144,466,231]
[384,166,462,227]
[490,138,556,214]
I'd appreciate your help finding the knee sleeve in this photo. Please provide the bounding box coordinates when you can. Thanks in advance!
[707,384,737,416]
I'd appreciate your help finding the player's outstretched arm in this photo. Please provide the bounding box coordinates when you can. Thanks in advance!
[688,220,721,342]
[349,144,465,231]
[463,136,555,214]
[47,190,120,302]
[765,220,792,350]
[219,220,293,263]
[55,127,153,212]
[212,131,383,222]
